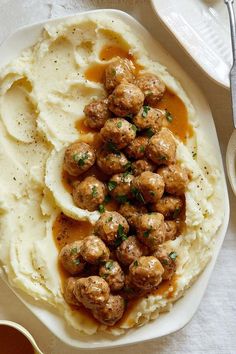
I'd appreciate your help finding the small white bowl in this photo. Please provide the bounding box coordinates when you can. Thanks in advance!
[0,320,44,354]
[226,130,236,195]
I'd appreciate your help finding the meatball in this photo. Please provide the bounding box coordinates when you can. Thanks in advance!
[146,128,176,165]
[94,211,129,246]
[59,240,85,275]
[116,236,146,266]
[129,256,164,290]
[123,274,146,299]
[74,276,110,309]
[63,142,96,176]
[108,173,134,202]
[136,213,166,250]
[131,171,164,203]
[92,295,125,326]
[108,83,144,117]
[131,159,155,177]
[84,98,111,130]
[99,260,125,291]
[80,236,110,264]
[96,146,129,175]
[133,107,165,133]
[135,73,166,105]
[63,277,80,306]
[165,220,178,241]
[100,118,136,149]
[157,164,189,195]
[153,246,177,280]
[72,176,106,211]
[119,202,147,229]
[104,58,135,93]
[152,196,183,218]
[124,136,149,160]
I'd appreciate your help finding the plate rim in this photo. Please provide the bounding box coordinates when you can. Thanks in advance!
[0,7,230,349]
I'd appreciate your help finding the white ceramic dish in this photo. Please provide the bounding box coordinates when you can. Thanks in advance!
[0,9,230,349]
[151,0,233,88]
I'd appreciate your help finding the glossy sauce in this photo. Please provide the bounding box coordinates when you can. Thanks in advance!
[116,274,178,328]
[0,326,35,354]
[156,89,193,142]
[75,117,93,134]
[84,45,143,84]
[53,213,93,250]
[84,63,108,83]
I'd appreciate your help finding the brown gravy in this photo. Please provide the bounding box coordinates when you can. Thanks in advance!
[156,89,193,142]
[0,326,35,354]
[53,213,93,250]
[84,44,143,84]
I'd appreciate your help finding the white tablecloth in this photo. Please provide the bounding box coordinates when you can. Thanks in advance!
[0,1,235,353]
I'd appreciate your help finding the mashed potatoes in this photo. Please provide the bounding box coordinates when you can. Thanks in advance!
[0,13,224,335]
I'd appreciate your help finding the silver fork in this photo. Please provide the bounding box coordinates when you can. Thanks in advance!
[225,0,236,127]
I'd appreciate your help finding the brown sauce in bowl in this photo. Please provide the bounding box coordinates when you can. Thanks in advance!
[0,326,35,354]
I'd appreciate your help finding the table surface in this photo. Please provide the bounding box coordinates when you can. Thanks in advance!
[0,1,235,353]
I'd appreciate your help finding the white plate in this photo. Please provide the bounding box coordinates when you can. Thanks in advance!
[151,0,232,88]
[0,9,230,349]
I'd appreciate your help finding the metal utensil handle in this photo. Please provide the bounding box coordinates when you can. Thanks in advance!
[225,0,236,62]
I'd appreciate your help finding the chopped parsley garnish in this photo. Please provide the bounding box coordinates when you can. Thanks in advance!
[145,128,154,138]
[74,258,81,265]
[73,152,89,166]
[117,121,122,128]
[122,170,131,180]
[111,68,116,76]
[104,195,111,204]
[149,190,156,196]
[133,260,138,267]
[142,105,150,118]
[131,187,145,203]
[116,195,129,204]
[143,229,151,238]
[106,216,113,222]
[124,161,132,171]
[107,141,120,155]
[98,204,105,213]
[162,259,169,266]
[131,124,137,133]
[173,207,180,219]
[92,186,98,197]
[193,152,197,158]
[101,273,109,279]
[158,156,167,161]
[165,109,173,123]
[126,113,133,120]
[114,224,128,247]
[139,145,145,153]
[169,251,177,260]
[107,180,117,191]
[105,261,114,270]
[70,247,78,255]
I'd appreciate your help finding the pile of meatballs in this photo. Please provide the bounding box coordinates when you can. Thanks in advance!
[59,57,189,326]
